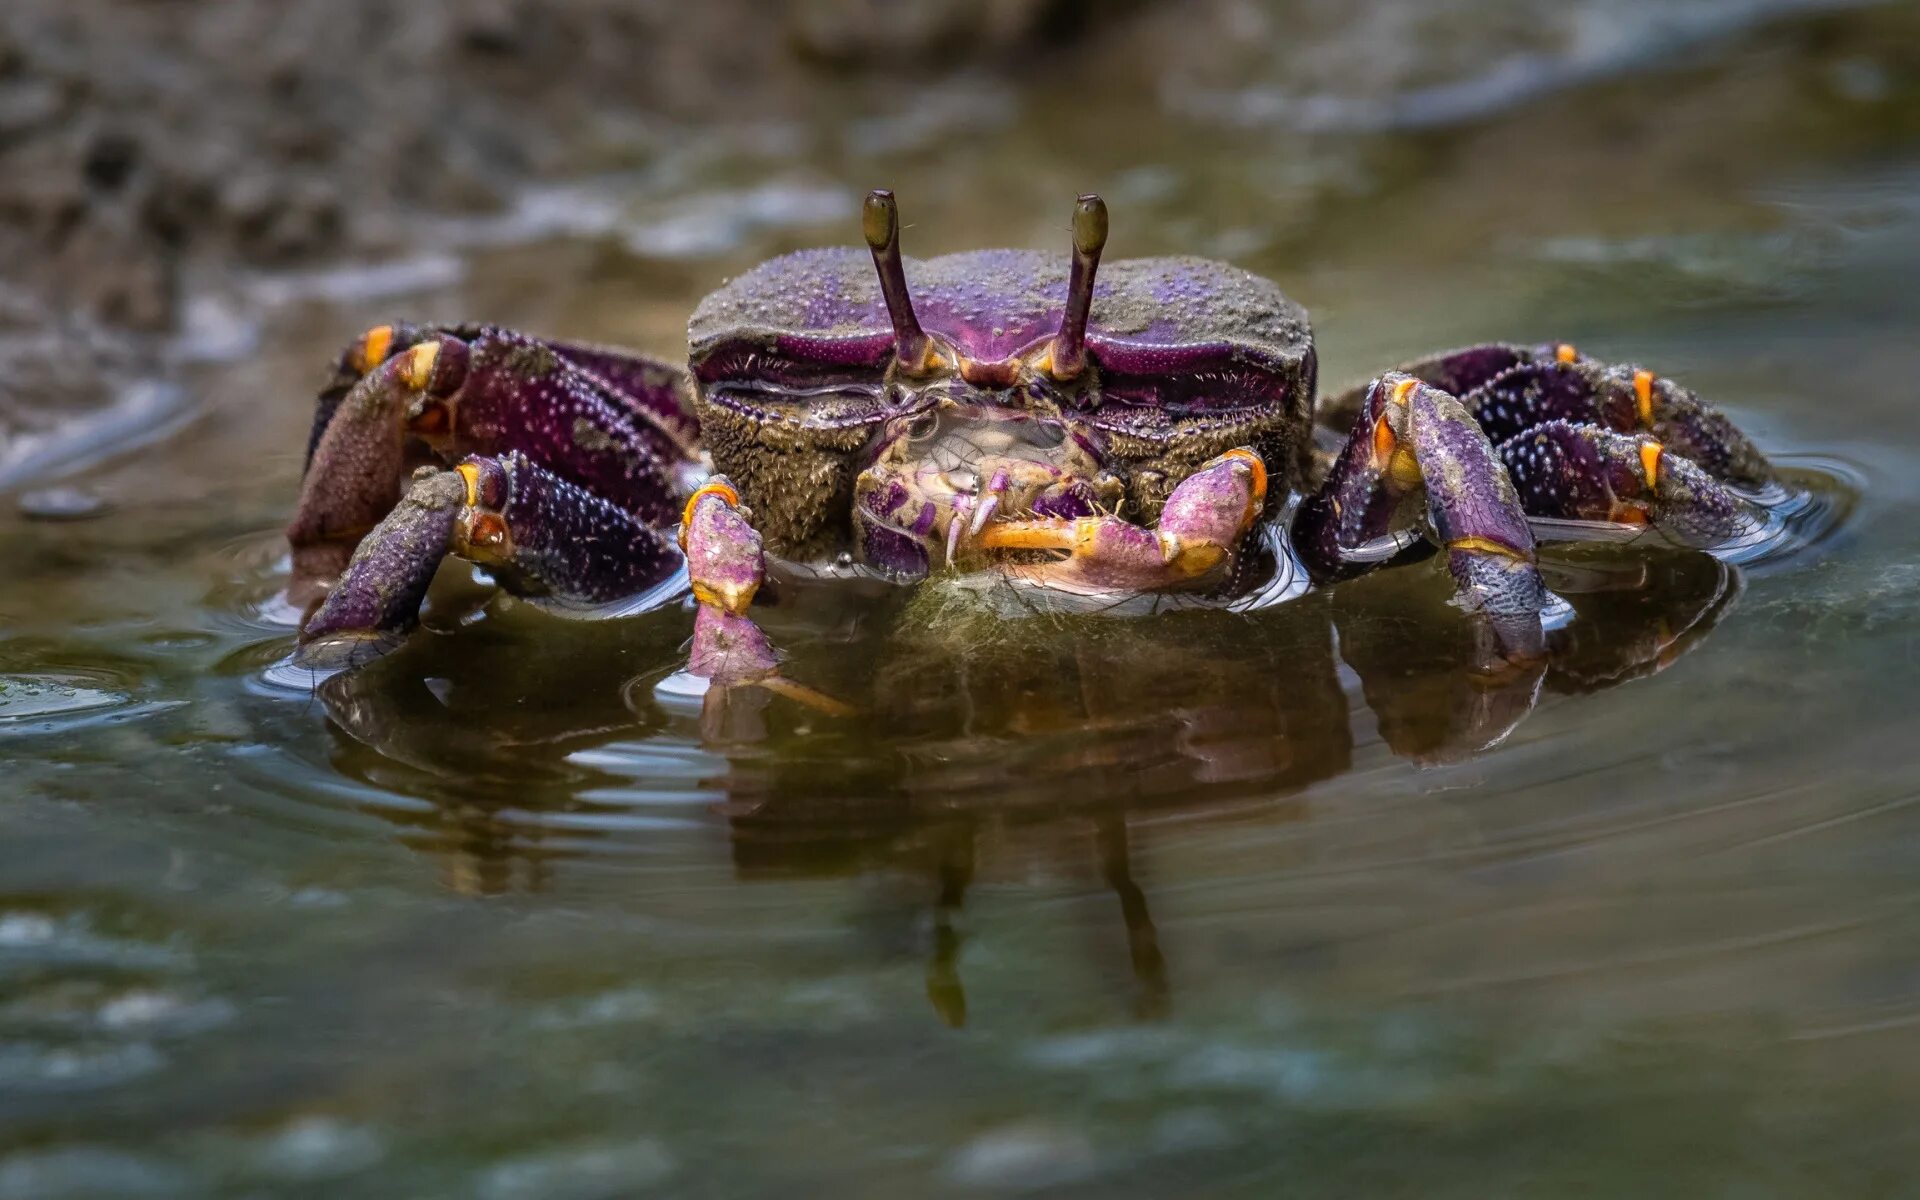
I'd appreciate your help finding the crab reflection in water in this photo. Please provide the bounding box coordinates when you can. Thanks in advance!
[315,546,1736,1023]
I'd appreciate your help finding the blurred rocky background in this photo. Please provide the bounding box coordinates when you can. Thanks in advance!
[0,0,1914,489]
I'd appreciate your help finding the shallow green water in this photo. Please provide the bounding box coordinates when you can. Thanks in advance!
[5,12,1920,1197]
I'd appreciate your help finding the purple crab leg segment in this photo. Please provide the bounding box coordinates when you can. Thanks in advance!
[297,452,685,660]
[678,479,764,615]
[1301,375,1546,662]
[307,322,439,469]
[1497,421,1747,546]
[1402,378,1548,663]
[404,328,691,524]
[288,339,466,591]
[1464,358,1639,445]
[306,323,698,470]
[1464,359,1771,487]
[542,338,700,450]
[1606,365,1772,486]
[449,452,684,607]
[676,480,852,717]
[975,449,1267,592]
[1295,376,1419,579]
[296,466,464,662]
[1317,342,1577,436]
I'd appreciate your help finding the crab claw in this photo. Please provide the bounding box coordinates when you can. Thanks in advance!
[975,448,1267,593]
[679,479,763,615]
[298,452,685,667]
[677,479,851,716]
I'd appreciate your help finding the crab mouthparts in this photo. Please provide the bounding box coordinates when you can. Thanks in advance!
[855,409,1116,575]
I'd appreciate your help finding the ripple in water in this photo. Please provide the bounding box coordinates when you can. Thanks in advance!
[0,655,166,737]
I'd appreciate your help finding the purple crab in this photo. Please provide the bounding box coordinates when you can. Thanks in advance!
[286,190,1773,707]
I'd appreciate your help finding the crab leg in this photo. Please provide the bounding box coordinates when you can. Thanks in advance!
[1316,343,1572,441]
[297,452,683,664]
[679,481,851,716]
[1298,374,1548,664]
[290,326,697,601]
[971,449,1267,594]
[1497,421,1750,547]
[306,323,698,469]
[1321,343,1771,487]
[1461,358,1771,486]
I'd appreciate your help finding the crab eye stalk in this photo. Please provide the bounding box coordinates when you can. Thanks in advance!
[862,189,936,376]
[1049,194,1108,382]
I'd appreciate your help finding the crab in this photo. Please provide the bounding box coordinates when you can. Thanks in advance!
[286,189,1774,712]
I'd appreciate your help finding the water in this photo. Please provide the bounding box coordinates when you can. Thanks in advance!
[4,8,1920,1196]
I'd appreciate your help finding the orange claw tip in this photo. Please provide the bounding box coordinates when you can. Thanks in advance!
[1218,447,1268,507]
[1555,343,1579,363]
[1370,414,1398,465]
[398,341,439,391]
[1639,439,1665,489]
[352,324,395,374]
[680,480,741,530]
[1445,535,1531,563]
[1633,368,1657,424]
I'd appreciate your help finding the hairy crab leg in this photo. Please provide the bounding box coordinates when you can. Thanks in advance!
[297,452,683,665]
[1463,359,1771,486]
[972,449,1267,593]
[679,481,851,716]
[307,323,699,470]
[289,338,465,593]
[290,328,698,603]
[1298,374,1548,665]
[1497,421,1750,546]
[1315,343,1571,444]
[1319,343,1771,488]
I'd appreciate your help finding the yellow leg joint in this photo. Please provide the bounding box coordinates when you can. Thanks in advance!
[1633,369,1656,425]
[1639,439,1664,490]
[353,325,395,374]
[455,462,481,507]
[399,341,439,391]
[1390,377,1418,406]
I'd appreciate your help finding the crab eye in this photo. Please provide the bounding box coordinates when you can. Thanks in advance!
[906,412,940,441]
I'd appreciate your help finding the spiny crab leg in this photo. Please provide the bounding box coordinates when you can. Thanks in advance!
[1299,374,1549,666]
[972,449,1267,594]
[288,338,466,593]
[298,451,683,666]
[1497,420,1751,547]
[678,480,852,717]
[290,325,695,609]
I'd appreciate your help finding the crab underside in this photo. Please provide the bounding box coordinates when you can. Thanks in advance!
[285,190,1782,725]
